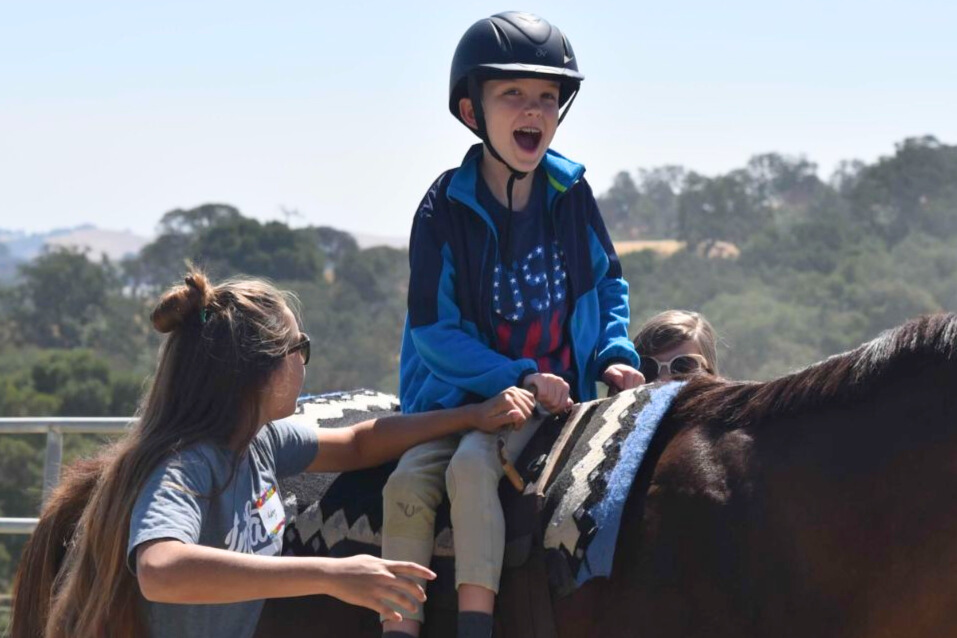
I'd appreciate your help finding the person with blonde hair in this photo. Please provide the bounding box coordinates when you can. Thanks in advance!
[633,310,719,382]
[15,270,534,638]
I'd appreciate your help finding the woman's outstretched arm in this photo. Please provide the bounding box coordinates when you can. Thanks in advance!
[137,540,434,622]
[308,386,535,473]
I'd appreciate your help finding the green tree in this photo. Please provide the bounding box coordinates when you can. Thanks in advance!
[124,232,191,293]
[848,136,957,240]
[301,226,360,272]
[597,171,641,237]
[12,248,117,349]
[195,217,324,281]
[635,166,686,238]
[0,242,18,281]
[677,170,773,250]
[157,203,243,236]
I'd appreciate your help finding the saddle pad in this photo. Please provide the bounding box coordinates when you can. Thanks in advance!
[278,389,400,554]
[542,381,685,594]
[277,384,684,605]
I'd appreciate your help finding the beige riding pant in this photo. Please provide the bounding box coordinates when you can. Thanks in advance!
[381,418,541,622]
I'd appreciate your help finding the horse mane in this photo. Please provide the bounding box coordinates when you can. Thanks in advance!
[669,313,957,430]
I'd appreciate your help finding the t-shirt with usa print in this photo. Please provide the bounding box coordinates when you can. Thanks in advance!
[477,170,577,394]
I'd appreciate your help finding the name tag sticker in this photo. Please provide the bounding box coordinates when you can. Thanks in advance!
[255,485,286,536]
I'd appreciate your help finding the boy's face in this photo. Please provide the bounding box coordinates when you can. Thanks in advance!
[461,76,561,174]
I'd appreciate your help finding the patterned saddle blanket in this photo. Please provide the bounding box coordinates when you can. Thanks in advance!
[278,383,684,602]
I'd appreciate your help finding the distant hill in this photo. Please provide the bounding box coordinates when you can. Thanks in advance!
[614,239,740,260]
[352,232,407,250]
[45,227,150,261]
[0,225,150,263]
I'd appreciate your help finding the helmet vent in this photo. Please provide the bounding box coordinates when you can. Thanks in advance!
[562,33,575,64]
[497,11,551,45]
[489,20,511,53]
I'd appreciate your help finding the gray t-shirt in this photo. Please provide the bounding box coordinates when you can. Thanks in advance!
[128,419,319,638]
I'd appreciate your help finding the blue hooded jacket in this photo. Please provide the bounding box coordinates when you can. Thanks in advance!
[399,144,639,413]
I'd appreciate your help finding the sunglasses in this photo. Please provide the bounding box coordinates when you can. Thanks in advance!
[286,333,311,366]
[638,353,709,382]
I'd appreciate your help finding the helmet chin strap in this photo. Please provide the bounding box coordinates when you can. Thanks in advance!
[467,74,530,267]
[467,76,579,268]
[467,75,530,183]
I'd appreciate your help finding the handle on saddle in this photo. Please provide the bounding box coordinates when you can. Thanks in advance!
[497,394,554,492]
[497,435,526,492]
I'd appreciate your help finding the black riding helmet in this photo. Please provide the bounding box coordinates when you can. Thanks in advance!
[449,11,584,181]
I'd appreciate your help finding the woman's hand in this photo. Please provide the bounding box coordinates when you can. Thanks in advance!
[320,554,436,622]
[470,386,536,433]
[601,364,645,395]
[523,373,573,414]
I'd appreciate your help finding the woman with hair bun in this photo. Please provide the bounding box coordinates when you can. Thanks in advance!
[17,270,534,638]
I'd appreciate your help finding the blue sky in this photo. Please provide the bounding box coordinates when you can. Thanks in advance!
[1,0,955,239]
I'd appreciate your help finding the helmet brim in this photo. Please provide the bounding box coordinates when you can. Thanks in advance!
[448,64,583,122]
[474,63,585,83]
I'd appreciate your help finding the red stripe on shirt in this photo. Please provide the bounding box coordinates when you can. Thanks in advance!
[524,319,543,359]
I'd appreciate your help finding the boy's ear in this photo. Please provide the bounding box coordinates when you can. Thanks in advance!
[459,97,478,130]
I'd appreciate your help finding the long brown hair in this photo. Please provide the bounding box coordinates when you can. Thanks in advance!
[634,309,720,375]
[21,271,300,637]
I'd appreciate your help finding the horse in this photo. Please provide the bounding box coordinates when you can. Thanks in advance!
[255,312,957,638]
[12,314,957,638]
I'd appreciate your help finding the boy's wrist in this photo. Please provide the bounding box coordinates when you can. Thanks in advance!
[599,357,633,377]
[517,368,537,388]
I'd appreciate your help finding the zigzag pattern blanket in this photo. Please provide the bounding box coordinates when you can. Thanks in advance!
[279,383,684,597]
[540,381,685,594]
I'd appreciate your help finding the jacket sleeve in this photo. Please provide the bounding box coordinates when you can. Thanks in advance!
[406,181,537,398]
[583,181,641,372]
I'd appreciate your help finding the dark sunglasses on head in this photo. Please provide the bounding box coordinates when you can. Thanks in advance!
[638,353,709,382]
[287,333,311,366]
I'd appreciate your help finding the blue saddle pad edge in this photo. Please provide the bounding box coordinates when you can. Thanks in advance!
[574,380,686,586]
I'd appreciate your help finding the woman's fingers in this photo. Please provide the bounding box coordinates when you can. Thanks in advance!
[375,585,420,614]
[489,409,521,429]
[382,572,428,603]
[375,601,403,623]
[510,387,535,410]
[387,560,436,581]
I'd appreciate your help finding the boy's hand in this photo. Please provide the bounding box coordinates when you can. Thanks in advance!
[472,387,536,433]
[602,364,645,395]
[523,373,573,414]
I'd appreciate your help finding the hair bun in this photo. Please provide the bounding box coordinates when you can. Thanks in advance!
[151,271,212,333]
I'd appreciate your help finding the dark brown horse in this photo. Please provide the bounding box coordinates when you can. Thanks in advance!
[257,313,957,638]
[13,314,957,638]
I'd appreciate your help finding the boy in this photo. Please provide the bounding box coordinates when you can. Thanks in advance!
[382,12,644,638]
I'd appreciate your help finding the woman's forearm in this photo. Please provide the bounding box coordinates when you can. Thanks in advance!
[137,540,343,604]
[351,405,477,468]
[309,388,533,473]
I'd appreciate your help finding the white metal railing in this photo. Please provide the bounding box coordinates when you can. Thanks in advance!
[0,418,131,535]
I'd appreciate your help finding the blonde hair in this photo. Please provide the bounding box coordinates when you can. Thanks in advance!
[41,271,299,637]
[633,310,719,375]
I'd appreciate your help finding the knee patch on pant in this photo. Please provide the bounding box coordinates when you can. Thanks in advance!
[383,468,444,539]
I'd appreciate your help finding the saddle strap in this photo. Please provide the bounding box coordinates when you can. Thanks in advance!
[528,399,601,497]
[492,400,604,638]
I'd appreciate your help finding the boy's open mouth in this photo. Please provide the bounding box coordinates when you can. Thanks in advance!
[513,127,542,152]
